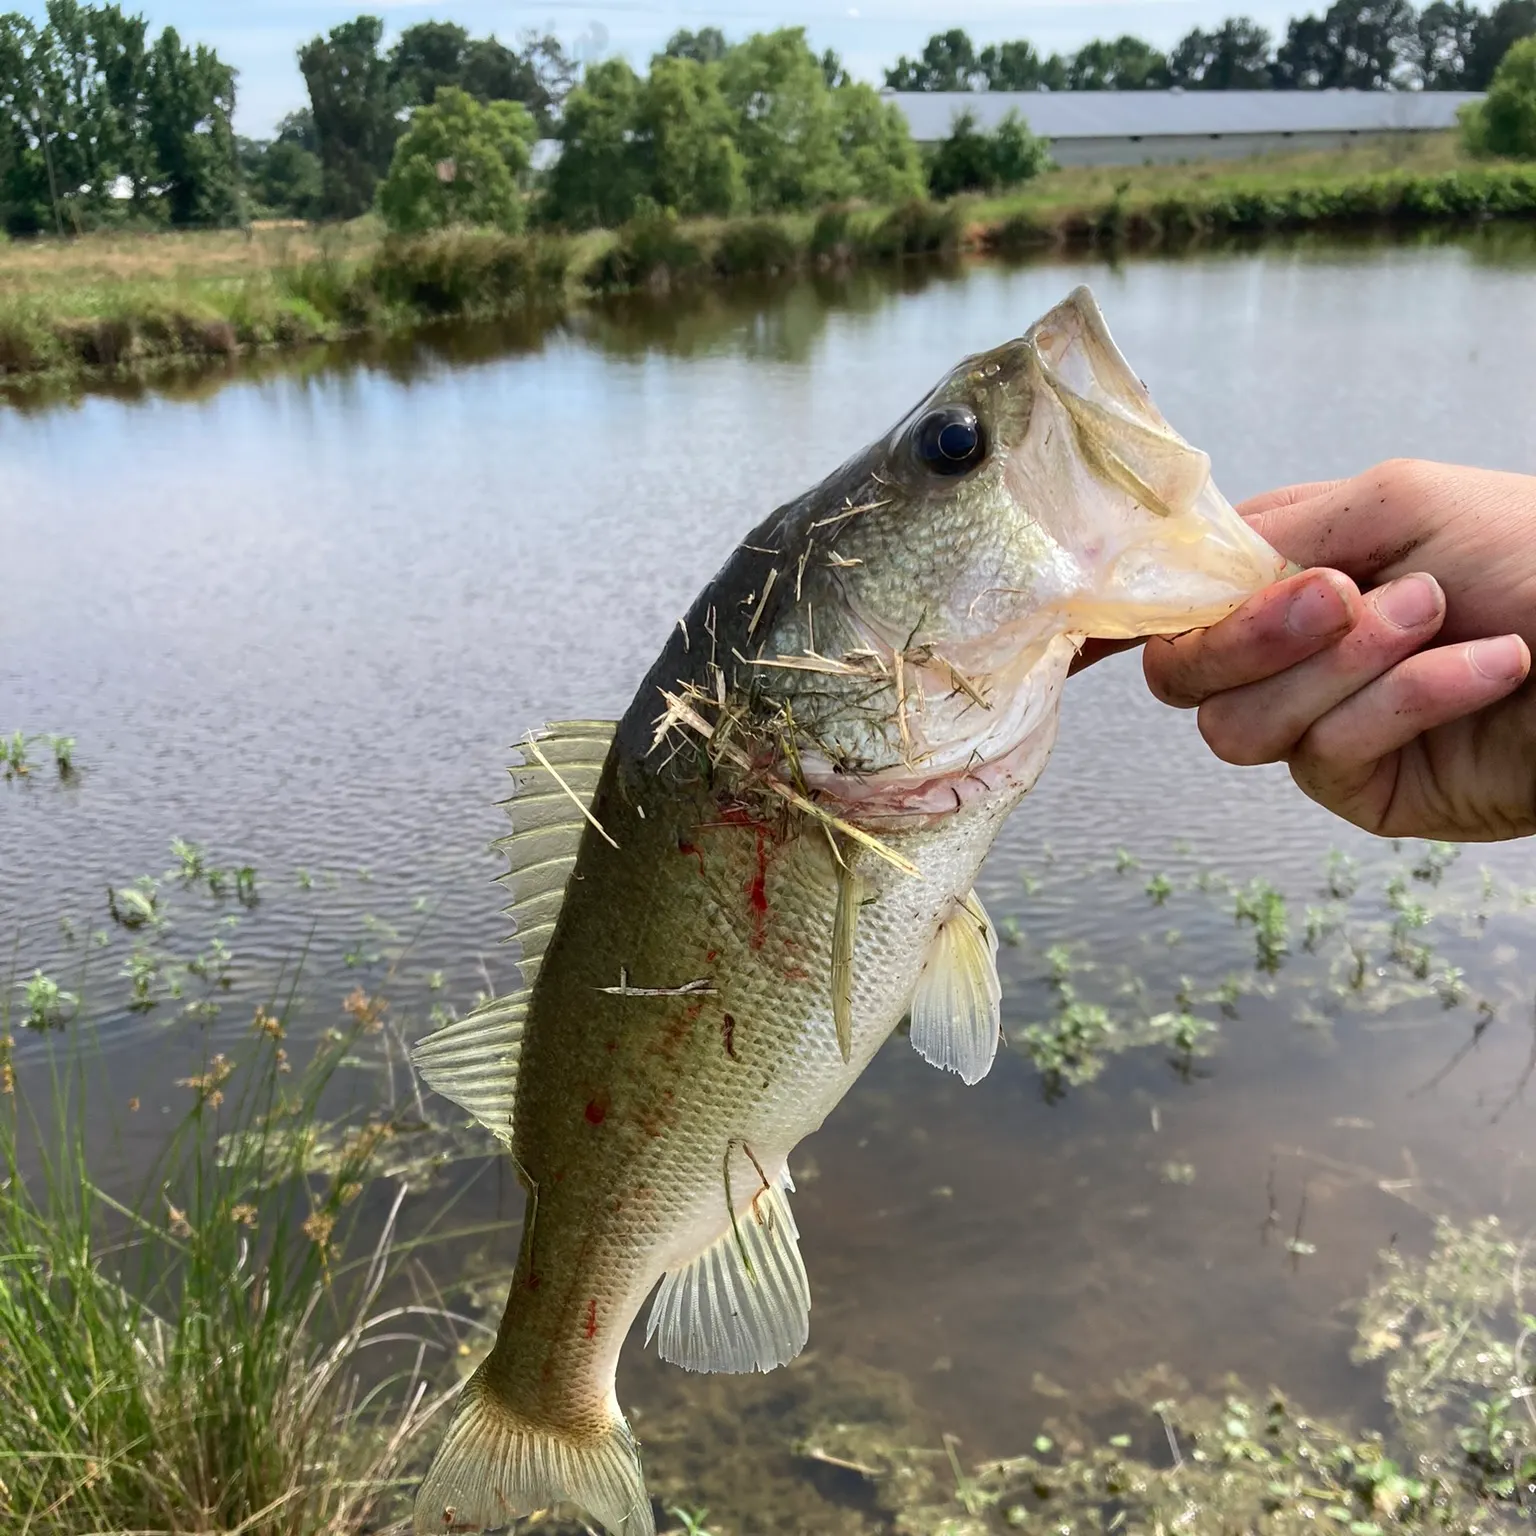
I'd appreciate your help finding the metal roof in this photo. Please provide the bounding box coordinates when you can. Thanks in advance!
[884,89,1483,141]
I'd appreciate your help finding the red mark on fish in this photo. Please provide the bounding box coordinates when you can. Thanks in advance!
[722,1012,738,1059]
[677,839,705,877]
[584,1299,598,1340]
[747,827,770,949]
[584,1097,607,1126]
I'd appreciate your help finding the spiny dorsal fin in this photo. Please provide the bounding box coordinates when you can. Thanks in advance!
[411,720,616,1141]
[497,720,618,991]
[908,890,1002,1086]
[645,1168,810,1374]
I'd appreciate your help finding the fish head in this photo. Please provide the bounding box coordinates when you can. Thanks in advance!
[748,285,1288,815]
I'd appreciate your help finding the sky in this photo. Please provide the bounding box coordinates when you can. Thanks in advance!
[54,0,1322,135]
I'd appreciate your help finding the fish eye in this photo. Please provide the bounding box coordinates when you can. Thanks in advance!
[912,406,985,477]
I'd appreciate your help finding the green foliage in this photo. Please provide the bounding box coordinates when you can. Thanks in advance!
[1069,33,1170,88]
[240,115,322,219]
[831,82,926,205]
[0,1006,455,1531]
[387,21,571,132]
[719,28,847,211]
[0,4,240,234]
[20,970,77,1030]
[1462,36,1536,158]
[662,27,728,65]
[377,87,535,235]
[885,4,1535,97]
[543,33,920,230]
[1234,876,1290,971]
[1168,17,1276,86]
[543,59,648,229]
[366,226,568,315]
[639,56,747,219]
[299,15,398,219]
[927,110,1048,199]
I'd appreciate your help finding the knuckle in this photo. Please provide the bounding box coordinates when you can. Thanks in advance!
[1374,456,1432,503]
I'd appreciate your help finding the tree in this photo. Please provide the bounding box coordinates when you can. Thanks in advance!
[143,24,239,226]
[1468,0,1536,86]
[1069,35,1168,88]
[388,19,471,105]
[662,27,727,64]
[377,86,534,233]
[1167,18,1274,86]
[926,108,1046,197]
[719,28,848,209]
[1275,0,1420,87]
[885,29,980,90]
[1414,0,1482,84]
[541,58,646,228]
[299,15,398,218]
[239,125,321,218]
[976,39,1067,90]
[0,2,240,233]
[832,81,926,202]
[1461,34,1536,155]
[386,21,560,129]
[636,54,744,217]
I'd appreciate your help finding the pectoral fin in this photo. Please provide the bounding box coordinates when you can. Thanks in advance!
[909,892,1002,1086]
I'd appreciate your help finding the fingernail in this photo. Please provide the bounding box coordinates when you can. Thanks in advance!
[1471,635,1529,683]
[1375,573,1441,630]
[1285,573,1351,638]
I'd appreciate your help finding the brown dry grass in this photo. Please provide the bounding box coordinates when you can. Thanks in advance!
[0,215,383,299]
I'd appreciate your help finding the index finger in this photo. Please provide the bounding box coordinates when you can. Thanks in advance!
[1143,567,1362,709]
[1236,479,1345,522]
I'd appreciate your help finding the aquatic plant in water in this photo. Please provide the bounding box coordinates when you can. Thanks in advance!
[19,970,77,1031]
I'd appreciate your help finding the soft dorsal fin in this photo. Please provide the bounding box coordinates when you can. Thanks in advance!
[412,720,616,1140]
[645,1168,809,1374]
[908,891,1002,1086]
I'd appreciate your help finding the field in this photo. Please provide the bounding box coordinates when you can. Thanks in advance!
[0,133,1531,388]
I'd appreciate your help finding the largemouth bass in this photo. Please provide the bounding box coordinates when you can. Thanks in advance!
[412,287,1286,1534]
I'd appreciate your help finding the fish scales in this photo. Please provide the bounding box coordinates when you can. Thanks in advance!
[411,287,1289,1535]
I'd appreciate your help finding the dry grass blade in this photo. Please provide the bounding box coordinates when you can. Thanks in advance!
[650,688,918,877]
[521,731,618,850]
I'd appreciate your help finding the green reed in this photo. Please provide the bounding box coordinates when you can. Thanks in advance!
[0,973,470,1534]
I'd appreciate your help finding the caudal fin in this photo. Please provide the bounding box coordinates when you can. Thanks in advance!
[413,1373,655,1535]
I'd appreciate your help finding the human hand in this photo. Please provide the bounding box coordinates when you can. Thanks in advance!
[1141,460,1536,842]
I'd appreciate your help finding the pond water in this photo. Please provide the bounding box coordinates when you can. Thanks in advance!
[5,231,1536,1524]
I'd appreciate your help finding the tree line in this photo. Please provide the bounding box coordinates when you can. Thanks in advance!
[887,0,1535,93]
[1,0,1533,237]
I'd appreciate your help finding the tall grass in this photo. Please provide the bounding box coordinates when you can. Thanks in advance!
[0,993,472,1534]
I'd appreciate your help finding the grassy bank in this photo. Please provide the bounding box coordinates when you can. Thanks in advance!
[1,135,1533,387]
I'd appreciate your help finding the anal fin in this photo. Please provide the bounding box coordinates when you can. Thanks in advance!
[909,891,1002,1086]
[645,1169,809,1374]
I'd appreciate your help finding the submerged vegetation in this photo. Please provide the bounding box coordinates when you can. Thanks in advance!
[7,779,1536,1531]
[2,136,1534,391]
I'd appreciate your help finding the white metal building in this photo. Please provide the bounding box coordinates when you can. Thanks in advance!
[884,89,1484,166]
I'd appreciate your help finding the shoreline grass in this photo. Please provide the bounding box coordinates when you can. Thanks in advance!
[1,136,1533,392]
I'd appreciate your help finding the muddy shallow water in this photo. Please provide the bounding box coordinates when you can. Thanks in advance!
[5,231,1536,1519]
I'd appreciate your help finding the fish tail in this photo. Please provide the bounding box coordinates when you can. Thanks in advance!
[413,1366,654,1536]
